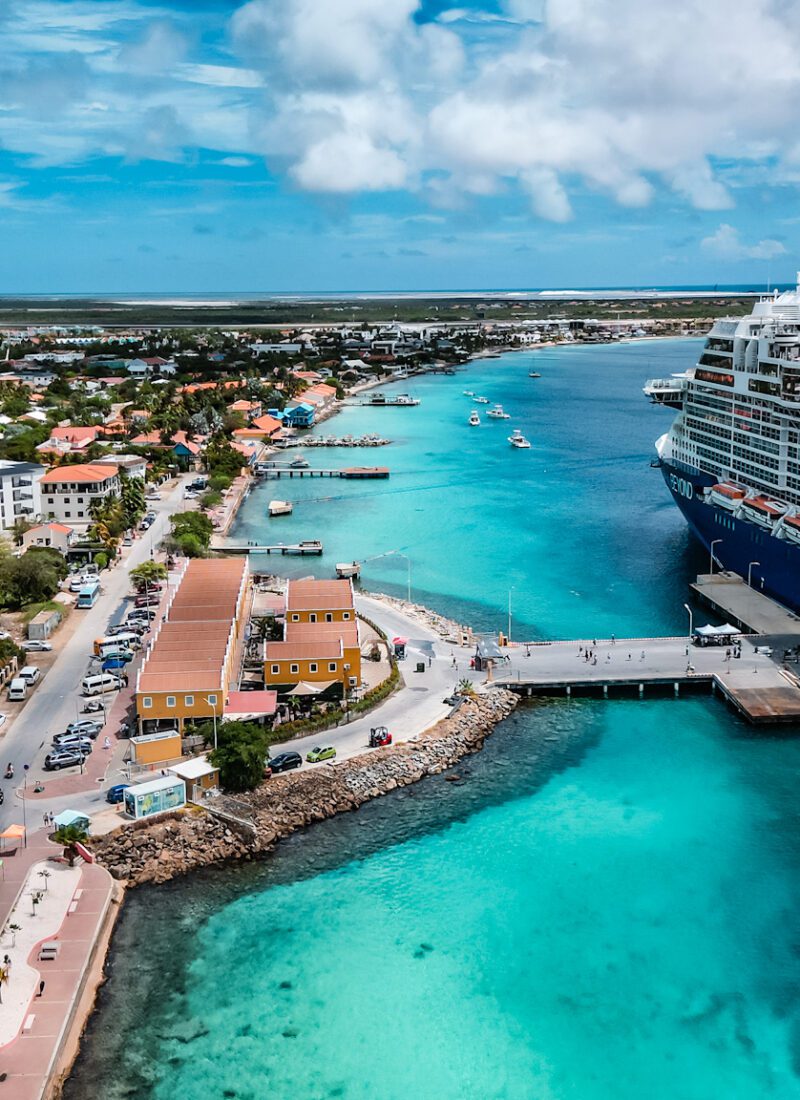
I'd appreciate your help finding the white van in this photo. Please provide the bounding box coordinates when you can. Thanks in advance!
[18,666,41,687]
[7,678,27,702]
[81,673,123,696]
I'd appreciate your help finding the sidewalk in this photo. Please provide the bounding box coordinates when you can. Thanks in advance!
[0,831,114,1100]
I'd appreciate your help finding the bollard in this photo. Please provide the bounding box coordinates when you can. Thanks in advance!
[603,684,608,698]
[638,683,644,698]
[674,682,679,696]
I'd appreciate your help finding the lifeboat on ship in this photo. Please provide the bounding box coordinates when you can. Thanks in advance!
[737,494,787,529]
[705,482,746,511]
[778,513,800,544]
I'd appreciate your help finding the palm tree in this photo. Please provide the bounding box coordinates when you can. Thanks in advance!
[457,678,476,696]
[53,823,88,867]
[30,890,43,917]
[7,923,20,948]
[37,870,50,892]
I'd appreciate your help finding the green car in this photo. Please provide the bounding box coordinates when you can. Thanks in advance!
[306,745,336,763]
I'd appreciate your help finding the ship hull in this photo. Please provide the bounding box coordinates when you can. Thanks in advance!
[660,460,800,612]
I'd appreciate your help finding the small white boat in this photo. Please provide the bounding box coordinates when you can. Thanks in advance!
[463,390,474,396]
[508,429,531,449]
[469,410,481,426]
[268,500,293,516]
[290,457,310,469]
[529,371,541,378]
[487,404,511,420]
[475,396,490,404]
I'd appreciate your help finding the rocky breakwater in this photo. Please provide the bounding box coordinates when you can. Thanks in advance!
[93,688,518,887]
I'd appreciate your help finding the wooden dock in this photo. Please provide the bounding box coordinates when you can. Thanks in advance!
[217,541,323,556]
[256,465,389,480]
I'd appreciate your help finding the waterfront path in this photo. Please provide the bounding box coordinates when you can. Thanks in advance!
[0,832,114,1100]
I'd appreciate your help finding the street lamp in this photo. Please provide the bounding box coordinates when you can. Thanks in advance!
[710,539,722,575]
[747,560,761,588]
[201,697,218,750]
[507,586,515,644]
[22,765,29,848]
[684,602,693,643]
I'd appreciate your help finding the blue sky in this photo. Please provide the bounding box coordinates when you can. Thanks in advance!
[2,0,800,293]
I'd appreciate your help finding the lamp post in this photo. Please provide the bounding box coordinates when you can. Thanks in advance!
[22,765,29,848]
[684,602,693,644]
[507,586,515,644]
[709,539,722,575]
[201,697,218,750]
[747,560,761,588]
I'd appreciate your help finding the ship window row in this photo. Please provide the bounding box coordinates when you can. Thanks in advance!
[735,422,780,441]
[732,432,780,455]
[732,460,780,488]
[749,379,781,397]
[706,338,734,353]
[698,352,733,369]
[690,388,733,410]
[686,421,732,442]
[731,446,779,471]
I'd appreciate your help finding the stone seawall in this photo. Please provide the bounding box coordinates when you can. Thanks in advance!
[93,689,518,886]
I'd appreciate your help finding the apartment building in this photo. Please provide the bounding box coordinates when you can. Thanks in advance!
[0,460,45,531]
[39,463,120,524]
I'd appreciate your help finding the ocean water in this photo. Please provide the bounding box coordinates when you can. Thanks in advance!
[65,341,800,1099]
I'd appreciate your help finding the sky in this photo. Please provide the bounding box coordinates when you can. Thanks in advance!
[2,0,800,293]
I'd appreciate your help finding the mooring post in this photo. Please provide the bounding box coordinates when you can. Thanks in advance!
[674,682,679,696]
[638,683,644,697]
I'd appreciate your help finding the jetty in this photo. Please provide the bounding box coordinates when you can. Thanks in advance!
[493,634,800,724]
[256,465,389,480]
[218,541,323,556]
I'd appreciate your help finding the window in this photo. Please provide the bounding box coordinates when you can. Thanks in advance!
[142,697,152,708]
[290,664,299,674]
[310,613,317,623]
[271,664,280,674]
[185,695,194,707]
[77,511,84,518]
[328,662,337,672]
[291,613,299,622]
[325,613,332,622]
[77,497,84,504]
[309,663,318,673]
[207,694,218,706]
[46,497,54,505]
[343,612,351,620]
[64,512,70,518]
[166,696,176,707]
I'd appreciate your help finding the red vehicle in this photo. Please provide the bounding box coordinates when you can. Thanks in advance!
[135,581,163,594]
[134,593,160,608]
[369,726,392,747]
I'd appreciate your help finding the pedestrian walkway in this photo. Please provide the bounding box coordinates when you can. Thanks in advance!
[0,830,114,1099]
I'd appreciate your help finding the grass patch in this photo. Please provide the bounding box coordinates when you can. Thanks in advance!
[21,600,70,624]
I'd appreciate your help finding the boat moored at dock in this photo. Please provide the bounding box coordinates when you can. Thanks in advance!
[268,500,293,516]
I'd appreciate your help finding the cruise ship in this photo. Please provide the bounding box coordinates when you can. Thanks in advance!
[647,279,800,611]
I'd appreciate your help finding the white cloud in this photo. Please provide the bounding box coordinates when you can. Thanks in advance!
[118,20,189,73]
[701,224,787,261]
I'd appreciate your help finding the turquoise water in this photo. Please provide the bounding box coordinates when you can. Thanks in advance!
[234,341,697,639]
[66,342,800,1099]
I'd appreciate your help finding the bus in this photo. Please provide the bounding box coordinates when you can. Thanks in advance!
[76,579,100,609]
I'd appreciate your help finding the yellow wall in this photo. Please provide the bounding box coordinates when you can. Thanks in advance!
[136,690,224,732]
[265,656,345,688]
[131,733,182,765]
[286,608,354,624]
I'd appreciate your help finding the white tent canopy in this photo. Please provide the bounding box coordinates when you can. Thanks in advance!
[694,623,741,637]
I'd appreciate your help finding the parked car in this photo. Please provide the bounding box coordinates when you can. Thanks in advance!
[139,519,151,532]
[65,719,102,738]
[134,595,159,609]
[106,783,130,804]
[122,535,133,546]
[21,640,52,652]
[306,745,336,763]
[51,734,93,753]
[102,657,128,673]
[268,751,302,773]
[145,489,160,499]
[135,582,162,594]
[127,609,156,622]
[44,750,85,771]
[96,648,134,664]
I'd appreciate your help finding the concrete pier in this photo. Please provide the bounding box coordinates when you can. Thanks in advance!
[494,635,800,724]
[691,571,800,635]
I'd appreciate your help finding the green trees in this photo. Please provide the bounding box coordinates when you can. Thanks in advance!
[130,561,167,587]
[0,551,63,608]
[170,512,213,557]
[208,721,271,792]
[53,823,88,866]
[204,435,243,480]
[119,475,146,528]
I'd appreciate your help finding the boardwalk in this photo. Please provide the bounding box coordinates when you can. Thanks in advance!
[494,635,800,724]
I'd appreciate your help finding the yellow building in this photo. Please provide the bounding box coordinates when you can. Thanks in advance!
[135,558,249,734]
[265,579,361,696]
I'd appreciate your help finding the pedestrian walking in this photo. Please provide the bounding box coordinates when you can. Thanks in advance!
[452,657,457,668]
[611,634,616,645]
[626,653,631,661]
[36,980,45,998]
[640,650,645,661]
[103,736,111,750]
[42,813,49,826]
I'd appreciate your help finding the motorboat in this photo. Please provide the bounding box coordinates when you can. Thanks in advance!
[268,500,293,516]
[475,396,490,404]
[289,457,310,469]
[508,429,531,449]
[469,410,481,426]
[487,404,511,419]
[463,390,474,396]
[529,371,541,378]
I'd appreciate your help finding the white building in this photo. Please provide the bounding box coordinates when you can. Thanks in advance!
[0,461,45,532]
[39,463,120,525]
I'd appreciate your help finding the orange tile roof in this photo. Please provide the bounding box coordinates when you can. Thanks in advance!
[50,426,98,444]
[266,640,343,660]
[286,578,354,612]
[40,463,119,484]
[286,620,359,646]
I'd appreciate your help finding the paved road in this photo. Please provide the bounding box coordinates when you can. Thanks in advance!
[0,476,191,831]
